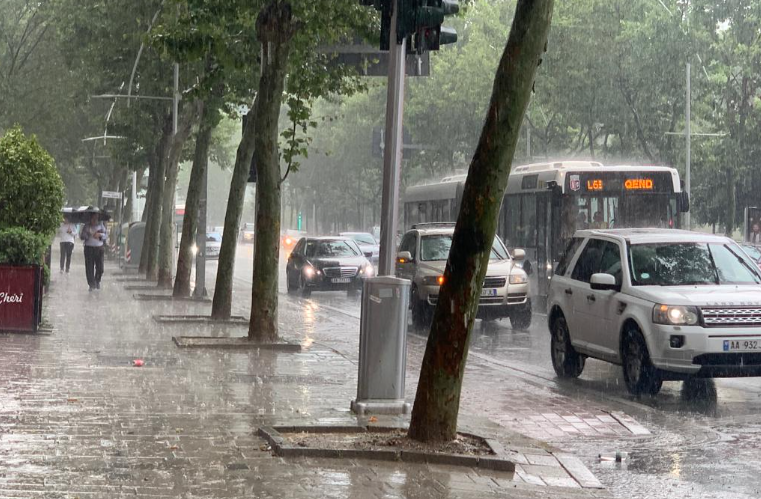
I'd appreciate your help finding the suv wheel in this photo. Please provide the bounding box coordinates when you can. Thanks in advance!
[510,305,532,331]
[550,316,585,378]
[622,325,662,396]
[411,287,432,329]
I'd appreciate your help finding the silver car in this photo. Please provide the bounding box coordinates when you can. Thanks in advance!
[340,232,380,268]
[396,224,531,330]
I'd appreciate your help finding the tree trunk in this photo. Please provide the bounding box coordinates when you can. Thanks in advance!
[248,0,297,342]
[142,121,172,278]
[157,103,201,288]
[174,103,215,297]
[407,0,554,443]
[210,107,258,320]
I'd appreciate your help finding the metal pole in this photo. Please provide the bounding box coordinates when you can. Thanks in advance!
[131,171,138,222]
[377,2,406,277]
[173,63,179,135]
[685,63,691,229]
[194,160,208,298]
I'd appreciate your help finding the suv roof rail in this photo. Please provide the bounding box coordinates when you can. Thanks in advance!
[411,222,456,229]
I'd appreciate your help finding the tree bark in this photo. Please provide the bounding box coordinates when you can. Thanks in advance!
[141,120,172,278]
[210,106,257,320]
[157,102,202,288]
[407,0,554,443]
[248,0,298,342]
[174,102,215,297]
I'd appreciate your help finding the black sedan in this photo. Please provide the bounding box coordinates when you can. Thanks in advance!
[286,237,374,296]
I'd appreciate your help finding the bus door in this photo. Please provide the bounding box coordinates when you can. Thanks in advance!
[535,192,550,300]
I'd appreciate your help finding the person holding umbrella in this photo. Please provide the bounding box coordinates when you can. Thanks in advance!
[80,212,108,291]
[58,216,77,273]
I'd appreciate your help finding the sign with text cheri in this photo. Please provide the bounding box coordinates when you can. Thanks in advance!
[0,265,42,332]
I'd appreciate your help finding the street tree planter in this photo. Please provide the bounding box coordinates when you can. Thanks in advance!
[0,264,43,332]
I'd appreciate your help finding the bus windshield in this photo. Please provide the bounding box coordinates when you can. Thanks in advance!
[563,193,677,237]
[420,234,509,262]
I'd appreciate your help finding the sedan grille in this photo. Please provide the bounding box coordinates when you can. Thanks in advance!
[323,267,358,278]
[701,307,761,327]
[483,276,507,288]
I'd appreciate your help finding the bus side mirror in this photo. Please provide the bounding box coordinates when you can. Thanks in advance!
[512,248,526,260]
[679,191,690,213]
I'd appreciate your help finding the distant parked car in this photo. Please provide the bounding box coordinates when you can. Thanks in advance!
[340,232,380,268]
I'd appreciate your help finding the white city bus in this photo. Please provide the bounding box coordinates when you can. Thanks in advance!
[404,161,690,303]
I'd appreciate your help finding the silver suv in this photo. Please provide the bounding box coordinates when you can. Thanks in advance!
[396,224,531,329]
[548,229,761,396]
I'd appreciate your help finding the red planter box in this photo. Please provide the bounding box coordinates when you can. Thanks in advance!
[0,265,43,332]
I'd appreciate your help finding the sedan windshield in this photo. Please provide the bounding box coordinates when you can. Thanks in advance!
[629,242,761,286]
[742,245,761,262]
[306,240,360,258]
[420,235,509,262]
[348,233,377,245]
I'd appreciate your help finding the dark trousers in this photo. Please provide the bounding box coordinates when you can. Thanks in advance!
[59,242,74,271]
[84,245,105,288]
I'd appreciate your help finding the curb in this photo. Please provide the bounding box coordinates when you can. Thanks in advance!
[173,336,302,351]
[257,425,515,472]
[154,315,249,326]
[133,293,212,303]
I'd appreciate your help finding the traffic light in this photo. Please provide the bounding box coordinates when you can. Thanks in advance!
[361,0,458,53]
[411,0,459,54]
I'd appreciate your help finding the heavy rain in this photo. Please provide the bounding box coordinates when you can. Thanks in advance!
[1,0,761,498]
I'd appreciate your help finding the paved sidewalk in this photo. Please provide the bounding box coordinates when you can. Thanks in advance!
[0,252,612,498]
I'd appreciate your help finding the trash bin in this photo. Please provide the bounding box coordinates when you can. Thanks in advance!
[351,276,411,415]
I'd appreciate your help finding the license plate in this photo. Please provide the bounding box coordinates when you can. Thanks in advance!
[723,339,761,351]
[331,278,351,284]
[480,288,498,297]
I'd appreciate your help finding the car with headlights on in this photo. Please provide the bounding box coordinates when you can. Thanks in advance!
[396,223,531,330]
[548,229,761,396]
[240,223,255,244]
[286,237,374,296]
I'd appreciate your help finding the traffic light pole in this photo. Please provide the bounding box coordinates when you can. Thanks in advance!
[377,1,406,277]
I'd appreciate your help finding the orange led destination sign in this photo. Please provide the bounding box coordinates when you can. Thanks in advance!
[586,179,604,191]
[625,178,654,190]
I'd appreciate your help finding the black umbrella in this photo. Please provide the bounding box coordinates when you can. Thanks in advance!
[61,206,111,224]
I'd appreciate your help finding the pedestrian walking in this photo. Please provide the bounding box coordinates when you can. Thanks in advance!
[58,219,77,273]
[80,213,108,291]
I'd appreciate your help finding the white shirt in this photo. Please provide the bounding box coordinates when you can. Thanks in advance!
[59,223,77,244]
[81,222,108,247]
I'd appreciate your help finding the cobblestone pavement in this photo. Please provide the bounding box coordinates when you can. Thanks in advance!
[0,251,616,498]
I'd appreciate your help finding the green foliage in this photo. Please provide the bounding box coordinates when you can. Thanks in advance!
[0,127,64,236]
[0,227,50,266]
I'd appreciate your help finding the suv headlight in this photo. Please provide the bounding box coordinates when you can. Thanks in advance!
[653,305,699,326]
[509,272,528,284]
[422,275,445,286]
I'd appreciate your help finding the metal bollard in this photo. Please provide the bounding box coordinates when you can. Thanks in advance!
[351,276,411,416]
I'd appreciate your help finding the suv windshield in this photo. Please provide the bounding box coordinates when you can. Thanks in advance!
[629,242,761,286]
[306,240,360,258]
[420,234,509,262]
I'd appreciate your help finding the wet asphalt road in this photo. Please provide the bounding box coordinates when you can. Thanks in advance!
[202,245,761,499]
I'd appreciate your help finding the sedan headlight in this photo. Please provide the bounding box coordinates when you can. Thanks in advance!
[653,305,699,326]
[422,275,445,286]
[509,272,528,284]
[360,264,375,277]
[303,265,316,278]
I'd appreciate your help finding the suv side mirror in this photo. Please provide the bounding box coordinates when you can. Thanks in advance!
[512,248,526,260]
[397,251,413,264]
[590,273,619,291]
